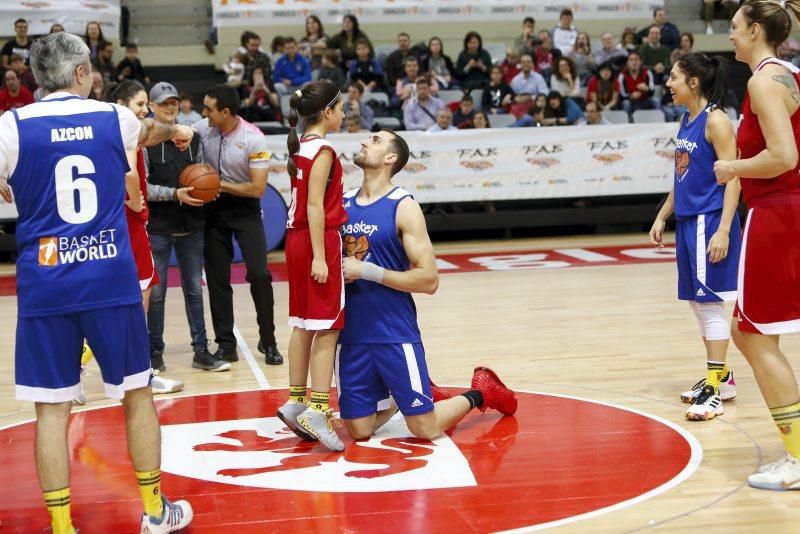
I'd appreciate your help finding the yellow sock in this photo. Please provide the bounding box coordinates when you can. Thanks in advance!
[722,362,729,376]
[289,385,307,404]
[771,402,800,459]
[43,487,73,534]
[309,391,330,412]
[136,469,163,519]
[81,343,94,366]
[706,360,725,391]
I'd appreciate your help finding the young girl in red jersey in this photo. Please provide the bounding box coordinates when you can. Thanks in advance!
[714,0,800,490]
[277,81,347,451]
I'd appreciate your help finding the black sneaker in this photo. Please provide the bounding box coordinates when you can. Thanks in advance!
[192,346,231,372]
[151,350,166,372]
[212,346,239,363]
[258,341,284,365]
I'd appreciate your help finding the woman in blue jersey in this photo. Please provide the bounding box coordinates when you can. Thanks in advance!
[650,53,742,421]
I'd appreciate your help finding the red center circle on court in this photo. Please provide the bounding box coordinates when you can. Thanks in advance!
[0,388,698,533]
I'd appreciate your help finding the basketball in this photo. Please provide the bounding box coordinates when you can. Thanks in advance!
[179,163,220,203]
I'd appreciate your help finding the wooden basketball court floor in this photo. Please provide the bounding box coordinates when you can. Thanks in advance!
[0,232,799,532]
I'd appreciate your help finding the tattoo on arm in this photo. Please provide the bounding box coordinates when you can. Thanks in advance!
[138,119,175,147]
[771,73,800,104]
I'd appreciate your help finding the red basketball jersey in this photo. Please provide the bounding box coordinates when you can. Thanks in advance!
[125,148,149,222]
[737,58,800,207]
[286,135,348,230]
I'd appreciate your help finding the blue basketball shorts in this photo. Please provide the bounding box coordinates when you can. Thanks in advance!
[15,303,151,403]
[336,342,434,419]
[675,209,742,303]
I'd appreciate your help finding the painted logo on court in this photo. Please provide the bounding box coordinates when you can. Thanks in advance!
[160,415,476,492]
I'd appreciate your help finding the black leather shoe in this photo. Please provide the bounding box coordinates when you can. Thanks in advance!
[151,350,166,372]
[212,346,239,363]
[258,341,284,365]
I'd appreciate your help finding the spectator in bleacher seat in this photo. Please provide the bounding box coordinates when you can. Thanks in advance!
[423,37,457,90]
[472,110,491,128]
[671,32,695,65]
[552,8,578,56]
[577,101,612,125]
[779,37,800,67]
[49,23,64,33]
[317,50,346,90]
[403,77,445,131]
[1,18,31,68]
[0,69,34,114]
[8,53,36,92]
[593,32,628,68]
[483,65,515,114]
[224,48,247,88]
[636,8,680,50]
[512,17,536,56]
[509,92,546,127]
[83,21,108,60]
[550,56,582,98]
[533,30,560,79]
[344,112,368,133]
[587,62,620,111]
[273,37,312,96]
[569,32,594,84]
[177,92,202,125]
[386,33,419,87]
[455,31,492,90]
[116,43,150,85]
[241,67,281,123]
[269,36,286,67]
[618,51,657,115]
[501,49,521,85]
[427,108,457,132]
[510,54,549,98]
[540,90,581,126]
[300,15,330,70]
[329,14,372,66]
[453,94,476,129]
[620,28,639,53]
[91,41,117,83]
[343,81,374,132]
[394,56,438,108]
[348,38,385,92]
[241,31,272,88]
[638,26,671,84]
[703,0,738,35]
[89,71,104,100]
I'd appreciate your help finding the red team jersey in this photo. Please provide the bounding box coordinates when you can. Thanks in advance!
[286,135,348,330]
[125,148,157,289]
[734,58,800,334]
[286,135,348,230]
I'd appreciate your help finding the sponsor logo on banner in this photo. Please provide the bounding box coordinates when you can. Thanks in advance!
[593,154,623,163]
[22,2,49,7]
[461,160,494,171]
[403,162,427,173]
[612,175,633,182]
[655,150,674,159]
[526,157,559,168]
[482,181,502,188]
[548,179,568,185]
[416,183,436,190]
[82,2,110,9]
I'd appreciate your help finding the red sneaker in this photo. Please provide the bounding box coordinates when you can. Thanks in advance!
[471,367,518,416]
[430,380,452,403]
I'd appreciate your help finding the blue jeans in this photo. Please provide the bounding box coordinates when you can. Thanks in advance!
[147,231,208,353]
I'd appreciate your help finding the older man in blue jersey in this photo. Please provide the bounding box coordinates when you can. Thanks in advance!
[338,131,517,442]
[0,32,194,533]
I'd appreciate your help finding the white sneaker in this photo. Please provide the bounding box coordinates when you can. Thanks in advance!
[296,408,345,452]
[276,401,309,439]
[140,497,193,533]
[681,370,736,403]
[685,386,724,421]
[748,452,800,490]
[151,371,184,395]
[73,366,88,405]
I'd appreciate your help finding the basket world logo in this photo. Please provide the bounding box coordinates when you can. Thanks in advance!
[38,230,119,267]
[38,237,58,266]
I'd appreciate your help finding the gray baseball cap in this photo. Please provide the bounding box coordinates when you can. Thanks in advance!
[149,82,179,104]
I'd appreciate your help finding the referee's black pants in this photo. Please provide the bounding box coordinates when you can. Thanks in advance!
[204,195,276,352]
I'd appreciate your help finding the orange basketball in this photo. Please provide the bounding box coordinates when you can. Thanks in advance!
[179,163,220,203]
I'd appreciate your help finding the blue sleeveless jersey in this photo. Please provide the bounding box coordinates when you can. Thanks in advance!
[10,95,141,317]
[674,105,725,218]
[339,187,421,344]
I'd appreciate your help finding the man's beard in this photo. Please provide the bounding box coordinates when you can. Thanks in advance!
[354,152,376,169]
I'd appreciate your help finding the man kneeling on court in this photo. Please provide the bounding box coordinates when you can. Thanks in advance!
[337,130,517,440]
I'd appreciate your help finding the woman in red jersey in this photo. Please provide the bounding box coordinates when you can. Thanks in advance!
[714,0,800,490]
[276,80,347,452]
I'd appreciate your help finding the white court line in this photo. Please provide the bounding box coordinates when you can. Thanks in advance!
[201,268,269,389]
[233,323,269,390]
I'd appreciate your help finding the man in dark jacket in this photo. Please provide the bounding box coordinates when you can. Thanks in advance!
[385,32,419,87]
[144,82,225,372]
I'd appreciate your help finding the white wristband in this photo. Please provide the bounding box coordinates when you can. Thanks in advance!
[361,261,385,284]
